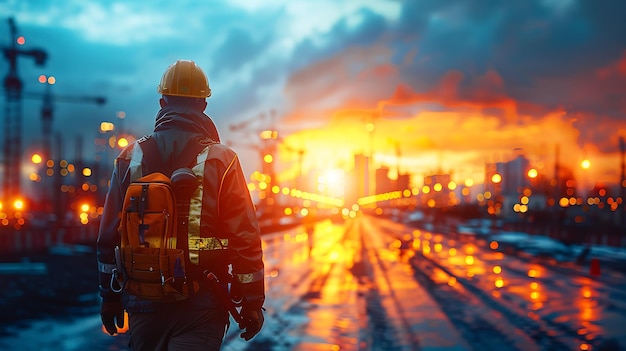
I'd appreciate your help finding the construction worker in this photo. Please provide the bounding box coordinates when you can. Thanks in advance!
[97,60,265,350]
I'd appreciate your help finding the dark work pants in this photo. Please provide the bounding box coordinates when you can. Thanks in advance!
[128,303,229,351]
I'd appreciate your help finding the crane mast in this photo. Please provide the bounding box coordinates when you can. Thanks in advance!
[2,17,47,203]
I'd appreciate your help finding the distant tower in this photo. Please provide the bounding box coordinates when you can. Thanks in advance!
[619,137,626,226]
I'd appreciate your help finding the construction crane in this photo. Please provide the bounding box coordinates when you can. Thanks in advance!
[280,143,306,190]
[24,81,107,165]
[23,82,106,217]
[228,110,283,212]
[1,17,106,225]
[2,17,47,206]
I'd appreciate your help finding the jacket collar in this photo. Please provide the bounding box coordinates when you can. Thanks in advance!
[154,103,221,143]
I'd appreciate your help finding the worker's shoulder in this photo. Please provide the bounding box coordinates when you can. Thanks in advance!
[116,137,144,160]
[208,142,237,156]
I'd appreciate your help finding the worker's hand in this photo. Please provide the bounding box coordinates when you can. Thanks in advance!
[100,301,125,335]
[240,307,264,341]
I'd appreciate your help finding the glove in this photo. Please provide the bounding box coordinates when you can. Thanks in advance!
[240,307,264,341]
[101,301,125,335]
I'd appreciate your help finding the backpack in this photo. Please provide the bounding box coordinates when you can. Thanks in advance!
[113,137,202,302]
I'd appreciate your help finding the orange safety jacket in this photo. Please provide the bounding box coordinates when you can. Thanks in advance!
[97,102,264,312]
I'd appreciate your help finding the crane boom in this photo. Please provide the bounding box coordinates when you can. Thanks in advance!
[23,92,106,105]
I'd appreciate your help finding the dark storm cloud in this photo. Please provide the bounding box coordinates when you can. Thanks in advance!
[206,24,279,126]
[211,27,271,75]
[389,0,626,118]
[288,6,388,74]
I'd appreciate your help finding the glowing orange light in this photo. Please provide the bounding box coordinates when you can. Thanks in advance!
[530,291,539,300]
[117,137,129,148]
[80,203,90,212]
[17,36,25,45]
[31,153,42,164]
[581,159,591,169]
[465,255,474,265]
[38,75,47,83]
[491,173,502,183]
[489,241,499,250]
[528,269,537,278]
[495,277,504,288]
[13,199,24,210]
[259,129,278,140]
[493,266,502,274]
[100,122,115,132]
[527,168,538,178]
[582,287,592,298]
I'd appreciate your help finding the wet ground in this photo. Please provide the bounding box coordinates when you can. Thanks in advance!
[1,215,625,350]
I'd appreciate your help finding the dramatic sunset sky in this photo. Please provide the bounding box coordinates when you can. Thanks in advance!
[2,0,625,193]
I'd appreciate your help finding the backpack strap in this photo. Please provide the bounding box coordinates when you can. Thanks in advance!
[138,135,213,285]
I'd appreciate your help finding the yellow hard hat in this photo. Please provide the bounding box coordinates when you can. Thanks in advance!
[157,60,211,98]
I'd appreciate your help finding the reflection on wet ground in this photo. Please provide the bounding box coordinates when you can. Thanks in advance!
[2,215,626,350]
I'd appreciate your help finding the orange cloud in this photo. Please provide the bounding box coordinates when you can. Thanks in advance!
[273,102,615,191]
[385,70,519,122]
[268,50,624,191]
